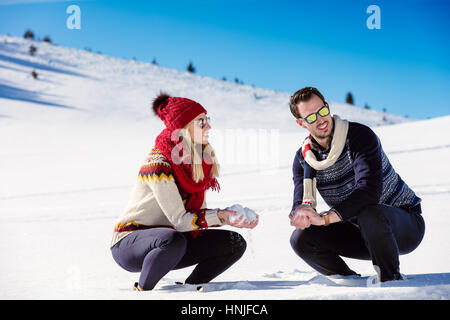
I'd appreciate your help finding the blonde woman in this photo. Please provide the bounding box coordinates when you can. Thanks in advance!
[110,93,258,291]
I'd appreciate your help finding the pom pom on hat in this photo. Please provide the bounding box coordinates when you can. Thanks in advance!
[152,92,207,131]
[152,92,171,119]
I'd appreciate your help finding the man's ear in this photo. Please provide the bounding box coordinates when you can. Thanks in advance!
[296,119,306,128]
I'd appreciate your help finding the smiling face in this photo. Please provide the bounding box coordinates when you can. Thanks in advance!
[295,94,333,145]
[187,112,211,145]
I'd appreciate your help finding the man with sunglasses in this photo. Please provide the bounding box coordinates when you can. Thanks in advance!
[288,87,425,282]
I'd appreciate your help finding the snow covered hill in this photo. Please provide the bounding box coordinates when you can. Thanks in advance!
[1,35,449,300]
[0,35,409,128]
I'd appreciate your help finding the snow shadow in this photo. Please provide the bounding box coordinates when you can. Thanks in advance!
[159,273,450,292]
[159,280,305,293]
[287,272,450,289]
[0,53,89,78]
[380,273,450,288]
[0,62,24,73]
[0,82,75,109]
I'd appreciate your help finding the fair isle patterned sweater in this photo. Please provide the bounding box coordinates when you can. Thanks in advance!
[110,148,223,248]
[292,121,422,221]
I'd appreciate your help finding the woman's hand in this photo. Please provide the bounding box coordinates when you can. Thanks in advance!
[218,210,258,229]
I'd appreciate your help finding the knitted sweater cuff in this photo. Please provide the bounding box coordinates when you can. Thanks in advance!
[204,208,224,226]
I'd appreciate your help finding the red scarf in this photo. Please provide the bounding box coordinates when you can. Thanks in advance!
[154,128,220,212]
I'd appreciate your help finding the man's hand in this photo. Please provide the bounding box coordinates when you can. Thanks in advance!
[289,205,325,229]
[290,210,310,229]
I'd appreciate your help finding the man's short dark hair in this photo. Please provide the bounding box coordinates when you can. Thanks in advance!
[289,87,326,118]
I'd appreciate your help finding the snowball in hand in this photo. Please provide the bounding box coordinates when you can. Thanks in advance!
[225,204,258,225]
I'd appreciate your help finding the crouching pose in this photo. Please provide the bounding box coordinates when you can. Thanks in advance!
[288,87,424,282]
[110,93,258,291]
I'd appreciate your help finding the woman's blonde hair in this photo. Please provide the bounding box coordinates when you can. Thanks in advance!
[177,128,220,182]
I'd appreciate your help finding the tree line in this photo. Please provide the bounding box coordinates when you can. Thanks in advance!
[21,29,394,116]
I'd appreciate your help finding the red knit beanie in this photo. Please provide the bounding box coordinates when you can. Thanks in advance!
[152,93,207,131]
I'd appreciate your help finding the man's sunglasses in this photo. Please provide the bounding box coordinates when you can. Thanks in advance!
[194,116,211,129]
[298,105,330,124]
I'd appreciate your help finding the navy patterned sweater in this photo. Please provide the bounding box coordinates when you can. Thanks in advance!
[292,121,421,221]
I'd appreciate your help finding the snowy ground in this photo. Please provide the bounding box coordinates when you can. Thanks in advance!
[1,35,449,300]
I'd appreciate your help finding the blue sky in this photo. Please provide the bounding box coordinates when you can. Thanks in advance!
[1,0,449,119]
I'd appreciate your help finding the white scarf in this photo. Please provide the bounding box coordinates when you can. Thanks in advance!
[301,115,349,209]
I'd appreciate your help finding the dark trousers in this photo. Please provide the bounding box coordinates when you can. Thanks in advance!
[111,228,247,290]
[290,204,425,282]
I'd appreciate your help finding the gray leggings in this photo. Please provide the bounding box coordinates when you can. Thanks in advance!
[111,228,247,290]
